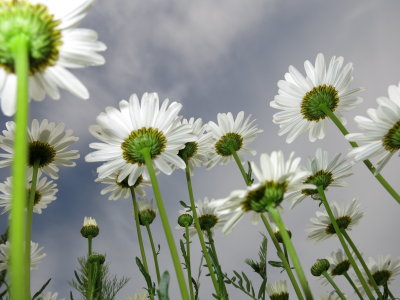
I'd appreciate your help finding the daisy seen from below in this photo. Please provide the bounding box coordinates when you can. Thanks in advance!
[327,249,352,277]
[217,151,313,234]
[347,82,400,174]
[266,280,289,300]
[206,111,263,169]
[137,197,157,226]
[85,92,195,186]
[307,199,363,242]
[0,240,46,271]
[286,148,353,207]
[0,119,79,179]
[0,175,57,214]
[0,0,106,116]
[270,53,362,143]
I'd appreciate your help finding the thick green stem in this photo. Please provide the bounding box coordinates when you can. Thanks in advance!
[9,35,29,300]
[141,148,189,300]
[267,208,313,299]
[344,271,364,300]
[184,163,220,295]
[145,224,161,283]
[185,226,195,300]
[260,214,304,300]
[231,149,249,185]
[129,188,149,273]
[320,104,400,204]
[341,230,382,298]
[322,271,346,299]
[317,186,375,300]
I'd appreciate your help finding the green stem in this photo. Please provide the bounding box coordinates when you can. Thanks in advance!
[384,283,395,300]
[185,226,195,300]
[145,224,161,283]
[320,103,400,204]
[317,186,375,300]
[231,149,249,185]
[322,272,346,300]
[184,162,220,295]
[344,271,364,300]
[141,148,189,300]
[267,208,313,299]
[88,237,92,257]
[129,187,149,274]
[9,35,29,300]
[341,230,382,298]
[260,215,305,300]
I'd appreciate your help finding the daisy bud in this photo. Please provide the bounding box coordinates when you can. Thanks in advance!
[80,217,99,239]
[274,228,292,244]
[88,253,105,265]
[139,209,156,226]
[311,259,330,277]
[177,214,193,228]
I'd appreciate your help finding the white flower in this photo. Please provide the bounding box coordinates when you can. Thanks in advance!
[270,53,362,143]
[0,175,57,214]
[286,148,353,207]
[306,199,363,242]
[85,92,195,186]
[206,111,263,168]
[0,0,106,116]
[217,151,313,234]
[122,291,149,300]
[0,119,80,179]
[327,249,351,277]
[0,241,46,271]
[83,216,97,227]
[39,292,65,300]
[266,280,289,299]
[347,82,400,174]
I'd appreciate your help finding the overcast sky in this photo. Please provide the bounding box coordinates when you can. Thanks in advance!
[1,0,400,299]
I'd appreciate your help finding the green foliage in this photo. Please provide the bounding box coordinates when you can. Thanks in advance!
[32,278,51,300]
[246,161,255,185]
[135,257,156,297]
[157,271,170,300]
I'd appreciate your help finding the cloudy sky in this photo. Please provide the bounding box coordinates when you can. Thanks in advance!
[1,0,400,299]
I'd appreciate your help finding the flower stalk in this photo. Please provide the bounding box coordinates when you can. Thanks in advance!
[322,271,346,299]
[185,226,195,300]
[343,272,364,300]
[145,224,161,283]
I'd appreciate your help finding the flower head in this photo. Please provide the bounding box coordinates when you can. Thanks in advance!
[327,249,351,277]
[307,199,363,242]
[81,216,99,238]
[0,240,46,271]
[206,111,263,168]
[85,93,195,186]
[270,53,362,143]
[266,280,289,300]
[358,256,400,290]
[311,258,330,277]
[0,0,106,116]
[286,148,353,207]
[137,197,157,226]
[0,119,79,179]
[347,82,400,173]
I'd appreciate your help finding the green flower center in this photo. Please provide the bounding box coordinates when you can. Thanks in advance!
[198,214,218,231]
[302,170,333,196]
[301,85,339,121]
[178,141,198,161]
[117,175,143,189]
[326,216,351,235]
[242,181,288,212]
[331,260,350,276]
[27,189,41,205]
[270,293,289,300]
[0,1,62,74]
[383,120,400,152]
[215,132,243,156]
[371,270,391,286]
[121,128,167,165]
[28,141,56,167]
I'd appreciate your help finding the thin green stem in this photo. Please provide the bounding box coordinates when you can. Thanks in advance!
[384,283,395,300]
[320,103,400,204]
[184,162,220,295]
[322,272,346,300]
[88,237,92,257]
[317,186,375,300]
[341,230,382,298]
[231,149,249,185]
[145,224,161,283]
[141,148,189,300]
[344,271,364,300]
[9,35,29,300]
[260,215,304,300]
[185,226,195,300]
[267,209,313,299]
[129,188,149,273]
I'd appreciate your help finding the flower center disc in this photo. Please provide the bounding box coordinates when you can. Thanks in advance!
[29,141,56,167]
[0,2,62,74]
[243,181,287,212]
[302,170,333,196]
[326,216,351,234]
[178,141,198,161]
[372,270,391,286]
[301,85,339,121]
[122,127,167,165]
[383,120,400,152]
[198,214,218,231]
[331,260,350,276]
[215,132,243,156]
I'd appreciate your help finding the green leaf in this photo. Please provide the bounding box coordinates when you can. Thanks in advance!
[157,271,170,300]
[69,291,74,300]
[135,257,155,295]
[268,260,284,268]
[32,278,51,300]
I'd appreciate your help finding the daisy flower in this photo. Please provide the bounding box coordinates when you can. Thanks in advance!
[286,148,353,207]
[307,199,363,242]
[40,292,65,300]
[327,249,351,277]
[0,119,80,179]
[0,175,57,214]
[206,111,263,169]
[85,92,195,186]
[270,53,362,143]
[217,151,313,234]
[137,197,157,226]
[359,256,400,289]
[266,280,289,300]
[0,240,46,271]
[80,216,99,238]
[0,0,106,116]
[347,82,400,174]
